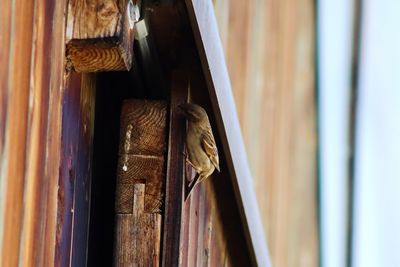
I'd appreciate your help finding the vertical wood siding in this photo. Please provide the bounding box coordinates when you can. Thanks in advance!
[0,0,66,266]
[214,1,319,266]
[0,1,97,266]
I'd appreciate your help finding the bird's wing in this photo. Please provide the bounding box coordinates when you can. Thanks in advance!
[201,127,220,172]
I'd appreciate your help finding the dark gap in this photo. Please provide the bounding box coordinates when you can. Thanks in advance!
[87,70,137,267]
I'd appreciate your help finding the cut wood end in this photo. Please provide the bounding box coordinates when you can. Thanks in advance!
[66,39,133,72]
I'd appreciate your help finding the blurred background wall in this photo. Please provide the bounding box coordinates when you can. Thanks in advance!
[212,1,319,266]
[212,0,400,266]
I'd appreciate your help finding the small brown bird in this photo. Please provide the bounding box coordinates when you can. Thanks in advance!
[178,103,220,200]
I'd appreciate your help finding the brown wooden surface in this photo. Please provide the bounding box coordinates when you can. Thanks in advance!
[161,72,188,267]
[114,100,167,266]
[0,0,67,266]
[66,0,136,71]
[114,184,162,267]
[131,184,161,266]
[114,214,134,266]
[213,0,319,266]
[115,100,168,214]
[180,182,230,267]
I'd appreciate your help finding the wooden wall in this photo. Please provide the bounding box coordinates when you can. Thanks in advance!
[0,0,277,266]
[213,0,319,266]
[0,0,66,266]
[0,1,96,266]
[180,169,254,267]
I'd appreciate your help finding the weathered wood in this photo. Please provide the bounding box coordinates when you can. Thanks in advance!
[161,73,188,267]
[0,0,34,264]
[187,183,200,266]
[66,0,138,72]
[114,214,134,266]
[116,100,167,213]
[114,184,162,267]
[179,178,245,267]
[0,0,71,266]
[114,100,167,266]
[119,100,168,156]
[56,72,97,267]
[132,184,161,266]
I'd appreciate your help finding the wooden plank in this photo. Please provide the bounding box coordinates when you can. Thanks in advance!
[187,182,200,266]
[195,185,206,266]
[131,183,145,266]
[19,0,58,265]
[131,184,162,267]
[183,1,271,266]
[42,1,67,265]
[65,0,138,72]
[201,184,212,267]
[161,72,188,267]
[179,170,249,267]
[0,0,67,266]
[114,214,134,266]
[0,0,36,265]
[179,189,191,267]
[55,72,97,267]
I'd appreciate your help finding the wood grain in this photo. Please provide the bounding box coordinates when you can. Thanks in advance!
[116,99,168,213]
[119,100,168,156]
[161,72,188,267]
[0,0,68,266]
[114,100,167,266]
[0,0,35,265]
[179,177,247,267]
[114,184,162,267]
[212,0,319,266]
[114,214,134,267]
[66,0,136,71]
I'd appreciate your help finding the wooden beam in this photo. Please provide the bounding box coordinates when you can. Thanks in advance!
[66,0,139,72]
[184,1,271,266]
[114,100,167,266]
[161,72,188,267]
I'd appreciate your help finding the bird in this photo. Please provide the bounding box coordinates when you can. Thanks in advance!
[178,103,220,200]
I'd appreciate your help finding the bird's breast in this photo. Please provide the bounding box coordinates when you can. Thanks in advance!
[186,124,211,172]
